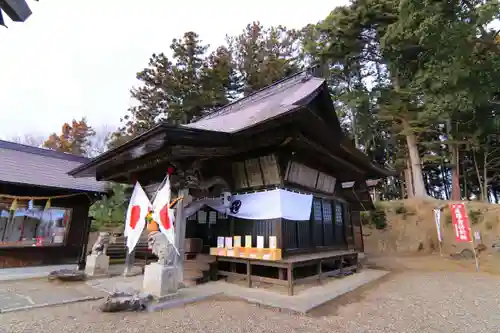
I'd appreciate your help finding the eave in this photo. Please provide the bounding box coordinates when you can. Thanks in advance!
[68,124,231,178]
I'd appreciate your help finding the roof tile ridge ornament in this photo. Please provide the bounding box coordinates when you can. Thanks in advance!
[195,69,315,122]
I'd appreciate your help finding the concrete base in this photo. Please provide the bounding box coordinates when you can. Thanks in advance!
[85,254,110,277]
[142,263,179,299]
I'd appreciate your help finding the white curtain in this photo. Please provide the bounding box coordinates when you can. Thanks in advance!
[183,189,313,221]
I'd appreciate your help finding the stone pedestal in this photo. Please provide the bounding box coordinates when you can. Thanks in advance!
[85,254,110,277]
[142,262,178,299]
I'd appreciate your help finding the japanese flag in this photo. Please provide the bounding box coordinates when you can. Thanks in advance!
[152,175,176,247]
[125,182,150,253]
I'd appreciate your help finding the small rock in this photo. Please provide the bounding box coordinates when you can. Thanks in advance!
[48,269,86,282]
[449,249,474,260]
[99,291,153,312]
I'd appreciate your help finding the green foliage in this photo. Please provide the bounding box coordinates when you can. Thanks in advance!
[109,23,301,148]
[443,210,453,225]
[395,205,406,215]
[360,211,371,225]
[468,210,482,225]
[88,184,130,231]
[372,205,388,230]
[102,5,500,202]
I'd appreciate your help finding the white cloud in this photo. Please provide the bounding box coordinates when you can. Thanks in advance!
[0,0,346,139]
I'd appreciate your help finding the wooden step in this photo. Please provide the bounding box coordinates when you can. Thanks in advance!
[194,254,217,263]
[184,260,210,271]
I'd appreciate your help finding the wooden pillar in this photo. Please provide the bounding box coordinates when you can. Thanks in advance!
[77,216,92,270]
[287,263,294,296]
[317,260,322,284]
[247,260,252,288]
[175,188,189,284]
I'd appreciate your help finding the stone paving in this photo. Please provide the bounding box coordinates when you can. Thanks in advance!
[87,268,388,313]
[0,265,76,282]
[0,279,104,313]
[0,266,388,314]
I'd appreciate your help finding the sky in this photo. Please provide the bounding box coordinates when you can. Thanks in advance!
[0,0,347,140]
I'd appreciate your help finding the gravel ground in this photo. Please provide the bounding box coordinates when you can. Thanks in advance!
[1,271,500,333]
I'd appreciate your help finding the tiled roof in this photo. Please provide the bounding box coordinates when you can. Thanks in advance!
[184,70,325,133]
[0,140,107,193]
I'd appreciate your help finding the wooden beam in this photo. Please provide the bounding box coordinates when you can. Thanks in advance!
[294,135,366,174]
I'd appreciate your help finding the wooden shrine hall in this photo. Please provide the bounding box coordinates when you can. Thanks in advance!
[69,68,395,295]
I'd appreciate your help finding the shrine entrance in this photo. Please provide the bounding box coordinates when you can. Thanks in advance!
[185,207,229,255]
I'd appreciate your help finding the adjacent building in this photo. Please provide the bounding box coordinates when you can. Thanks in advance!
[0,140,106,268]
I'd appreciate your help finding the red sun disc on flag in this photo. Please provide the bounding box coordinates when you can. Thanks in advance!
[159,204,171,230]
[129,205,141,229]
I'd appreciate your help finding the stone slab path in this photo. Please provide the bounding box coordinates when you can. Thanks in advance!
[0,279,105,313]
[87,268,388,314]
[0,265,77,282]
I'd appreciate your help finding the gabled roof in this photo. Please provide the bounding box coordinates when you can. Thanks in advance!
[0,140,106,193]
[69,67,396,181]
[184,71,324,133]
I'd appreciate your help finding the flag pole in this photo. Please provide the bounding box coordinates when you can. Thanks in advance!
[151,172,181,256]
[465,203,480,272]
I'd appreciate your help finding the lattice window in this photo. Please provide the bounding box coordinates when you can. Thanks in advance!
[208,211,217,225]
[322,200,333,224]
[313,199,323,222]
[217,211,228,219]
[197,210,207,224]
[335,202,344,226]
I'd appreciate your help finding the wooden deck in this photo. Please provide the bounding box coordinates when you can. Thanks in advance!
[216,250,359,296]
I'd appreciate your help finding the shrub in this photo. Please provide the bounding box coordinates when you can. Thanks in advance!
[372,205,388,230]
[485,220,494,230]
[468,210,482,225]
[395,205,407,215]
[360,211,371,225]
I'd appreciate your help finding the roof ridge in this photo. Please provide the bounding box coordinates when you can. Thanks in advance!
[0,140,90,163]
[193,67,318,122]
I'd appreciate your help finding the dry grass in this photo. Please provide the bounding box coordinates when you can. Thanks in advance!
[364,198,500,257]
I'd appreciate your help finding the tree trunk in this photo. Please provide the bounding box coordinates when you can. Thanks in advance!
[441,163,450,200]
[404,159,414,198]
[483,153,489,202]
[403,122,427,197]
[450,145,461,200]
[446,118,461,201]
[473,151,485,201]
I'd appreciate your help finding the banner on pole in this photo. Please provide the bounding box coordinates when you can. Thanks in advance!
[433,208,442,242]
[449,203,472,243]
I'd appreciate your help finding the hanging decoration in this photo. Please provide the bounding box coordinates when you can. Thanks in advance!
[0,192,90,201]
[9,199,18,211]
[184,189,313,221]
[44,199,51,211]
[0,193,91,213]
